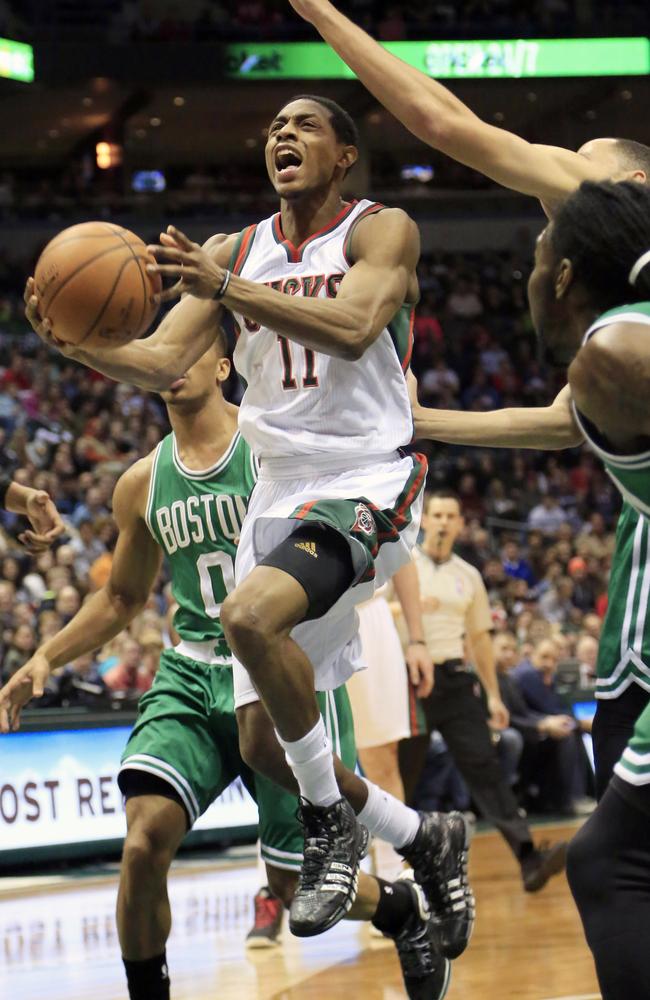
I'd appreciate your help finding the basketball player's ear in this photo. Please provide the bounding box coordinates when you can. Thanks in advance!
[216,357,231,384]
[338,145,358,175]
[555,258,573,300]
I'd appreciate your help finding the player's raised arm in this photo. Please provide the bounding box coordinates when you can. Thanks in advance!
[151,209,420,361]
[287,1,619,207]
[0,458,162,732]
[410,378,583,450]
[25,233,238,392]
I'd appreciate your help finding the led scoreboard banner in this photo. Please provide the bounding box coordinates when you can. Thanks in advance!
[0,36,33,83]
[224,36,650,81]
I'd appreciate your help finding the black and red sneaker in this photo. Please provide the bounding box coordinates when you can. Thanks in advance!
[245,886,284,949]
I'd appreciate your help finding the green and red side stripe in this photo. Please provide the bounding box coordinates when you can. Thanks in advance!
[228,224,258,276]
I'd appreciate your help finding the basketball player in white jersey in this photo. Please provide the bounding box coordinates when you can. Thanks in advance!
[25,95,473,960]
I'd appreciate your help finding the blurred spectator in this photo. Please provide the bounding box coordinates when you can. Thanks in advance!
[527,493,567,536]
[104,636,144,695]
[576,634,599,688]
[2,622,37,681]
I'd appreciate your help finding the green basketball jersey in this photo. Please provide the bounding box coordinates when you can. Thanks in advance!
[596,502,650,697]
[572,303,650,696]
[145,431,258,658]
[573,302,650,519]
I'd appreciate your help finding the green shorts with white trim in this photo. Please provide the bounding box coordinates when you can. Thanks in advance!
[119,648,356,866]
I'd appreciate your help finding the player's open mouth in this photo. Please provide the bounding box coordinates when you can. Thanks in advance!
[275,146,303,181]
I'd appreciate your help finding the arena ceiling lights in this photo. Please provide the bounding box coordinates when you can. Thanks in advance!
[225,37,650,81]
[0,37,34,83]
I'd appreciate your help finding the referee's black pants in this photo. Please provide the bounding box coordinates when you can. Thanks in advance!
[567,683,650,999]
[399,659,533,861]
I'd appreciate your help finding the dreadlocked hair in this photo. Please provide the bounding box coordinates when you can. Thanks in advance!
[551,180,650,311]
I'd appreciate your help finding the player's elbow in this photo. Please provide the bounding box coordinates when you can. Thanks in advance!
[415,104,459,151]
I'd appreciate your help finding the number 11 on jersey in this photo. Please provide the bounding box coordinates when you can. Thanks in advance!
[277,335,319,390]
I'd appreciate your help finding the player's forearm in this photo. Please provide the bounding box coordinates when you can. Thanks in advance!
[4,481,38,514]
[470,632,499,699]
[391,561,426,643]
[70,299,221,390]
[413,403,581,450]
[305,3,473,149]
[223,273,373,360]
[39,587,144,670]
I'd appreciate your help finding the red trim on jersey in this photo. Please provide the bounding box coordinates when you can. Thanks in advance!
[233,225,256,275]
[392,456,428,530]
[294,499,319,520]
[272,201,359,263]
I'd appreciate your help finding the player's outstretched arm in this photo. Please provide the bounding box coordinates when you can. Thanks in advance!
[288,1,609,206]
[152,210,420,360]
[24,233,237,391]
[0,459,162,732]
[569,321,650,453]
[411,378,583,450]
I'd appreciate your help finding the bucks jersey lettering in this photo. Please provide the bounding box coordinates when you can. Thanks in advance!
[230,199,415,464]
[145,432,258,657]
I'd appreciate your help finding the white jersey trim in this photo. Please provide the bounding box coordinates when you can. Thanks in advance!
[144,442,164,535]
[171,431,241,480]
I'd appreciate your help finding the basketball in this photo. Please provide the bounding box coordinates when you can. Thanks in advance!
[33,222,162,347]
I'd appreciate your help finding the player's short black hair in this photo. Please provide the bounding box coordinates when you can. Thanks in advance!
[214,325,228,357]
[290,94,359,147]
[612,138,650,179]
[551,180,650,311]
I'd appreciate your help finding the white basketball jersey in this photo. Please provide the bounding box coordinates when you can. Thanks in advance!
[229,199,414,466]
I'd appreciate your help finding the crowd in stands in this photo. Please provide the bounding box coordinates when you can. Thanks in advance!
[0,239,612,813]
[15,0,648,43]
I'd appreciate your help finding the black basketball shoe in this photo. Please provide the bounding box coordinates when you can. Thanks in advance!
[385,873,452,1000]
[399,811,475,959]
[289,797,369,937]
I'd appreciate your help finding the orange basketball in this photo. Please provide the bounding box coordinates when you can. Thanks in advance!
[33,222,162,347]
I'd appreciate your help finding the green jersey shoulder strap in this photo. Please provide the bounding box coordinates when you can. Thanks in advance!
[572,302,650,518]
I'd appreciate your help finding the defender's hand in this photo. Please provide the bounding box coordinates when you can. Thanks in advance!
[147,227,227,303]
[0,652,52,733]
[21,490,66,552]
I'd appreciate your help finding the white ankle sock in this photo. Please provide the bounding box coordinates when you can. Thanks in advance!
[357,778,420,849]
[277,717,340,807]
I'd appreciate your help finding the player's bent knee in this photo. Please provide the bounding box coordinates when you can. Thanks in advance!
[123,805,180,878]
[221,592,274,665]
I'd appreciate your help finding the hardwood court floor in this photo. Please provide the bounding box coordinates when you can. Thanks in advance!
[0,822,601,1000]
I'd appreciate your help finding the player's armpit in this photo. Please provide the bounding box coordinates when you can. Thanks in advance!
[569,323,650,452]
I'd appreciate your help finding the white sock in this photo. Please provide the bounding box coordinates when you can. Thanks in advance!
[357,778,420,849]
[373,839,408,881]
[277,717,340,807]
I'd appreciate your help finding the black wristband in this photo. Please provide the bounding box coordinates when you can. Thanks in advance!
[213,269,232,300]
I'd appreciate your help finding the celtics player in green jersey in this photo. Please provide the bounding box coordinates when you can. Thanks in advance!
[0,337,455,1000]
[411,179,650,999]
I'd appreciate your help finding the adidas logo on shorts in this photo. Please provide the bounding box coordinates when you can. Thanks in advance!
[295,541,318,558]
